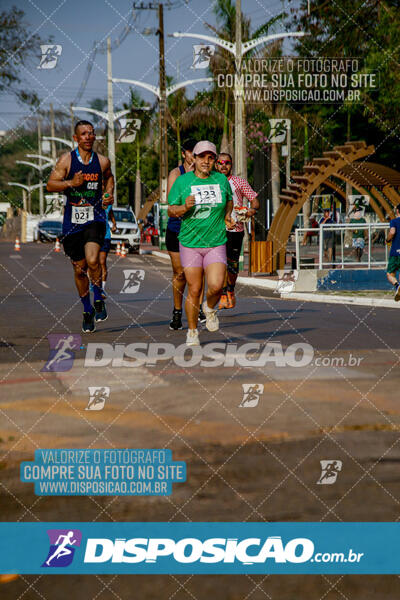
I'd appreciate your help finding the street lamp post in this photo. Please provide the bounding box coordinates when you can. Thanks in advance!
[71,105,131,205]
[42,135,74,149]
[15,159,53,216]
[172,30,306,177]
[8,182,45,213]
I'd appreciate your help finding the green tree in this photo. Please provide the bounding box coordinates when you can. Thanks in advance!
[0,7,43,106]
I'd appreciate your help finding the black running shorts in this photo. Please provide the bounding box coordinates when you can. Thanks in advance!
[62,221,106,262]
[226,230,244,262]
[166,227,180,253]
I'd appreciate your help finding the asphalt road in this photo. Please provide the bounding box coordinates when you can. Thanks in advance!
[1,241,400,599]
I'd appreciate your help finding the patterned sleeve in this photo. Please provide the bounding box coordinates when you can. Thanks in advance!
[238,177,258,201]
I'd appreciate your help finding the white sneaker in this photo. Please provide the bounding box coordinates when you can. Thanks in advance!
[202,301,219,332]
[186,329,200,346]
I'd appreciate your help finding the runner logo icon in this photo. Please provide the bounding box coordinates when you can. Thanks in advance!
[38,45,62,69]
[120,269,145,294]
[239,384,264,407]
[42,529,82,567]
[317,460,343,485]
[191,44,215,69]
[42,334,81,372]
[86,386,110,410]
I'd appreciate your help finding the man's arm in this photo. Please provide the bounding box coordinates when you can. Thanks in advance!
[240,178,259,217]
[47,153,82,192]
[100,156,114,206]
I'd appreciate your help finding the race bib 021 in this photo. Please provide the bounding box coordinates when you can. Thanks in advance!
[191,184,222,205]
[71,205,94,224]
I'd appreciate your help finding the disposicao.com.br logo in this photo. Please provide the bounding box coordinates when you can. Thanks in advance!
[0,522,376,574]
[82,535,364,567]
[84,342,314,369]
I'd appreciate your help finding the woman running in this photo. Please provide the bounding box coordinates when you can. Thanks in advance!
[168,141,234,346]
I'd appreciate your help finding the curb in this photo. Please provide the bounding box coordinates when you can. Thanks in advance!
[146,250,169,260]
[237,276,277,290]
[279,291,399,308]
[146,251,397,308]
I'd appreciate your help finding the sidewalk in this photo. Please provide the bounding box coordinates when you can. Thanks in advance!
[147,248,399,309]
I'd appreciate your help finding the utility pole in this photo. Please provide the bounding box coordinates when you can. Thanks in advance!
[107,37,117,205]
[158,3,168,238]
[49,103,56,162]
[37,117,44,216]
[235,0,245,177]
[135,140,141,216]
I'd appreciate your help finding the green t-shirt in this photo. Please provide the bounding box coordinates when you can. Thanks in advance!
[350,217,366,238]
[168,171,232,248]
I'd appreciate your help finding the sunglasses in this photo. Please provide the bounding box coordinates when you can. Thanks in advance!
[216,160,231,165]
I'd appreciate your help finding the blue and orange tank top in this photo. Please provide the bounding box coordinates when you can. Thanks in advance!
[63,148,105,236]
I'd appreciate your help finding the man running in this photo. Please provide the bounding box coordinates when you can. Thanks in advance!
[47,120,114,333]
[215,153,259,309]
[99,204,116,297]
[166,138,206,329]
[168,141,234,346]
[386,204,400,301]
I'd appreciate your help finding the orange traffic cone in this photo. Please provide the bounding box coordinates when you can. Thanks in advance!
[14,237,20,251]
[121,243,127,258]
[116,242,121,256]
[54,238,61,252]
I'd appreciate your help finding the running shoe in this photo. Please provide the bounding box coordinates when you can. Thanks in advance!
[94,299,108,322]
[186,329,200,346]
[169,309,183,330]
[202,301,219,332]
[198,307,207,323]
[82,309,96,333]
[219,294,228,309]
[395,284,400,302]
[227,290,236,309]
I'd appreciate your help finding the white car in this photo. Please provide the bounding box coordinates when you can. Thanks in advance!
[110,207,140,253]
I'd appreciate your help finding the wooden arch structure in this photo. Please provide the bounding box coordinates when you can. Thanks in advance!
[267,141,400,271]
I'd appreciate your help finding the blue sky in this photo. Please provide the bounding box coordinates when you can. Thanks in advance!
[1,0,296,130]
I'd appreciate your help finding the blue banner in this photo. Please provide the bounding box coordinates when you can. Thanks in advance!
[0,522,397,574]
[20,449,186,496]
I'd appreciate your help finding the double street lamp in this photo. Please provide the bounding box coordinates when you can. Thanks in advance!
[172,27,306,177]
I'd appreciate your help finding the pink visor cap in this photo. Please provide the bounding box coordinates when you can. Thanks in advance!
[193,141,217,156]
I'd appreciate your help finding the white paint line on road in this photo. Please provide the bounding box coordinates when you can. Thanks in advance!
[9,255,22,259]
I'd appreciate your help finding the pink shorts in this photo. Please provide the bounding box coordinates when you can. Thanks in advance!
[179,243,227,269]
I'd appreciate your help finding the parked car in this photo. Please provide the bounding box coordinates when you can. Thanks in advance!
[37,219,63,243]
[110,207,140,253]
